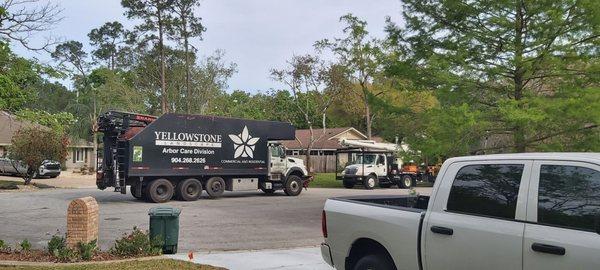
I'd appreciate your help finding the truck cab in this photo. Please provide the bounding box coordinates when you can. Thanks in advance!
[267,143,309,192]
[340,153,391,189]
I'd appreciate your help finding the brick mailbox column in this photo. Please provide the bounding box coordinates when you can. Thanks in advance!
[66,196,99,248]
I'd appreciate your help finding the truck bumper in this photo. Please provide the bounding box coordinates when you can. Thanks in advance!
[320,242,334,267]
[302,175,314,188]
[342,176,364,182]
[38,169,61,178]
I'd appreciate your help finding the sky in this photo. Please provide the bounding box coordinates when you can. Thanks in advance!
[15,0,403,92]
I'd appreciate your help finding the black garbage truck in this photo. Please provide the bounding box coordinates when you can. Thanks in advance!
[96,111,311,203]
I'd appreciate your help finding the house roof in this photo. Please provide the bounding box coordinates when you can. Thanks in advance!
[0,111,93,148]
[0,111,44,145]
[69,138,94,148]
[280,127,384,150]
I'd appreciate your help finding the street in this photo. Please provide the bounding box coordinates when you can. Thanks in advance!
[0,187,431,252]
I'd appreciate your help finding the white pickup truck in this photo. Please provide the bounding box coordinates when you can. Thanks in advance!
[321,153,600,270]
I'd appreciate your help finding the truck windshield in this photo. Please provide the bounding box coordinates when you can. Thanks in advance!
[353,154,377,165]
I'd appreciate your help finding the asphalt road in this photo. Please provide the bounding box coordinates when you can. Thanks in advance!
[0,187,431,252]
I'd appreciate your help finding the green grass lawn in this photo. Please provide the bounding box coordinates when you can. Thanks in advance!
[0,259,223,270]
[308,173,434,189]
[0,179,54,190]
[309,173,343,188]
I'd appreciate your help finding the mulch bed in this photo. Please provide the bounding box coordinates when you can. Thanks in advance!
[0,250,120,263]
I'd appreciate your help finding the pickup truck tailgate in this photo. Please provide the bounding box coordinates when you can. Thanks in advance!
[323,197,425,270]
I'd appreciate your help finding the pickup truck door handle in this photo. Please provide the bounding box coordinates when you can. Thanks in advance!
[531,243,565,255]
[430,226,453,235]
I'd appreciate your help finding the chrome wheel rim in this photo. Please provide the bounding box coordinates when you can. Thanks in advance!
[367,178,375,188]
[290,181,299,192]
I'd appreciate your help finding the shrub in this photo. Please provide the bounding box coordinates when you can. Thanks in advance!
[19,239,31,251]
[77,240,97,261]
[110,227,162,257]
[47,234,66,256]
[55,246,78,262]
[0,239,9,252]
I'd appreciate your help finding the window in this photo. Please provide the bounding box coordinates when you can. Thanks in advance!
[377,155,385,165]
[73,149,85,163]
[538,165,600,232]
[447,164,524,219]
[352,154,377,165]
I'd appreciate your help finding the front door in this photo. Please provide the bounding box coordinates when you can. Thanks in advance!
[523,161,600,270]
[374,154,386,177]
[269,145,286,179]
[424,161,532,270]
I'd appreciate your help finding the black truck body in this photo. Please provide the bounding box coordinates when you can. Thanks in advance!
[97,111,308,203]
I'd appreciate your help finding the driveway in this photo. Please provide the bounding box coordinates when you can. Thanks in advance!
[0,187,431,252]
[0,172,96,188]
[168,247,331,270]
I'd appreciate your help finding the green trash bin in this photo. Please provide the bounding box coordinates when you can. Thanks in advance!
[148,206,181,254]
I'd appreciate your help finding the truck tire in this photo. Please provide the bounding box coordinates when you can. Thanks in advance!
[176,178,203,201]
[364,175,377,190]
[284,175,302,196]
[399,175,413,189]
[353,253,396,270]
[206,177,225,198]
[130,185,142,200]
[147,178,174,203]
[343,180,355,189]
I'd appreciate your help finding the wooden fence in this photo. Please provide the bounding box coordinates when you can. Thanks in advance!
[289,155,338,173]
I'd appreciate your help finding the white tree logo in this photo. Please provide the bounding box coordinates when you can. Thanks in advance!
[228,126,259,158]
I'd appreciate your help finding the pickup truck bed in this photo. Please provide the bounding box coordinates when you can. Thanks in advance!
[323,195,429,270]
[332,195,430,210]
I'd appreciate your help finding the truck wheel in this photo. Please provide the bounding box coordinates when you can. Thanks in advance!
[206,177,225,198]
[176,178,203,201]
[130,185,142,200]
[400,175,413,189]
[364,175,377,190]
[353,253,396,270]
[147,178,174,203]
[284,175,302,196]
[343,180,355,189]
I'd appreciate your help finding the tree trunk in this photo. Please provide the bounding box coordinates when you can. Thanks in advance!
[24,168,35,185]
[158,10,168,114]
[513,0,526,152]
[361,84,372,139]
[305,125,315,174]
[304,147,312,174]
[184,33,191,114]
[110,53,115,70]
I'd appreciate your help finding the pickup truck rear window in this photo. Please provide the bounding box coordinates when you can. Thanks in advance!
[447,164,524,219]
[538,165,600,232]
